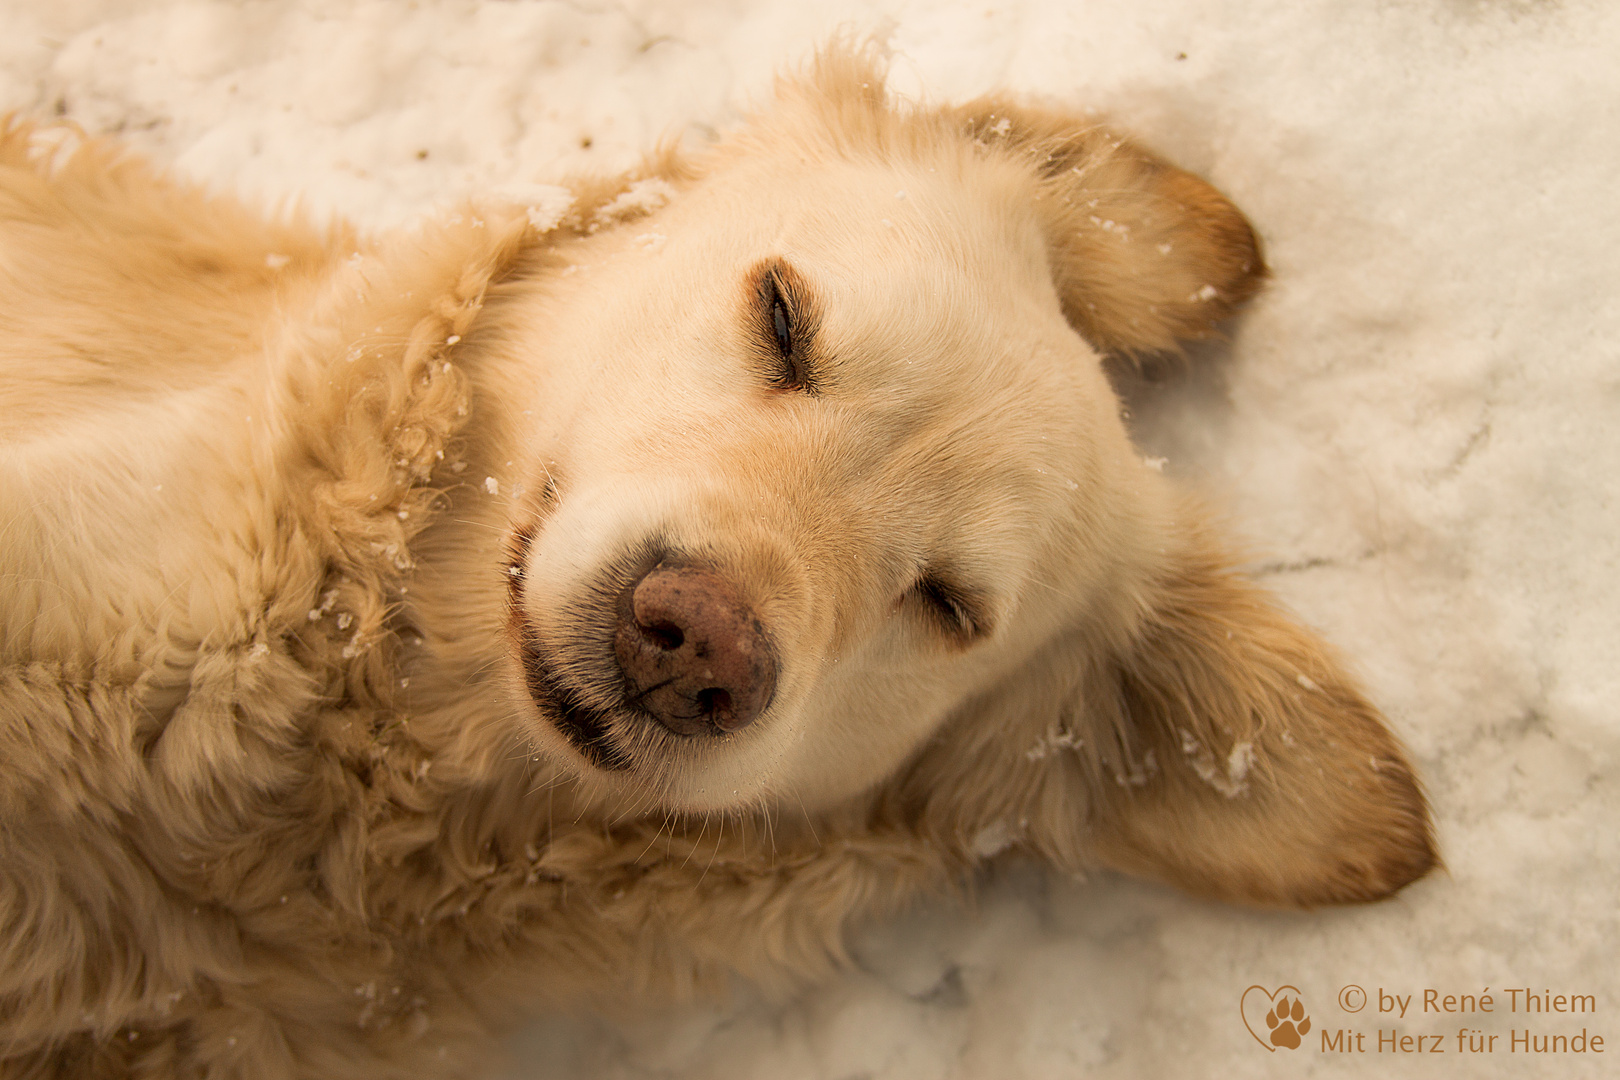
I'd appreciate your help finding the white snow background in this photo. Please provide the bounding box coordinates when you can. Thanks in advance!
[4,1,1617,1077]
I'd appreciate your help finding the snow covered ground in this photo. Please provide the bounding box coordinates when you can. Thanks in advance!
[4,1,1616,1076]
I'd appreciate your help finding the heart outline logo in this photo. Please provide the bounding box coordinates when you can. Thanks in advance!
[1240,984,1311,1051]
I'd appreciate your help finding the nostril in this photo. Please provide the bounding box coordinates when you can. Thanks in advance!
[694,687,732,717]
[640,620,684,651]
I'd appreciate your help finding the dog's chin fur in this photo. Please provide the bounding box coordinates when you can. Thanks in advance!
[0,44,1436,1079]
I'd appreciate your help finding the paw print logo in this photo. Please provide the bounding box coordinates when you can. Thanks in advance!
[1266,993,1311,1048]
[1240,985,1312,1051]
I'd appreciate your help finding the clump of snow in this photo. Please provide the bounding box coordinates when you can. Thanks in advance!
[590,178,676,231]
[970,819,1020,859]
[489,181,575,234]
[1024,723,1082,761]
[1225,740,1254,789]
[306,587,338,623]
[1179,728,1252,798]
[9,1,1618,1077]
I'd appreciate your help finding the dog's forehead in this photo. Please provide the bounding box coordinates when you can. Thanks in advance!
[718,149,1051,306]
[681,149,1098,408]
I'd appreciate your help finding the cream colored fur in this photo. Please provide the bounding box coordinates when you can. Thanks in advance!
[0,48,1435,1079]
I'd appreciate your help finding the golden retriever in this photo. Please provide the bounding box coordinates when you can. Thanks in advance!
[0,45,1435,1079]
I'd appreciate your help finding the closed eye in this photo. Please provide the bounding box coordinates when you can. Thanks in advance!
[769,282,792,358]
[907,572,990,646]
[750,260,819,393]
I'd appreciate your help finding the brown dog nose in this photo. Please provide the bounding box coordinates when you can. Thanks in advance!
[612,564,777,736]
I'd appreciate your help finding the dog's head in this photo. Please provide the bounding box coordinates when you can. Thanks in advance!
[485,48,1433,907]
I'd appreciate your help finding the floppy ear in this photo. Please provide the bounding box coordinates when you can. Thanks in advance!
[1071,519,1437,908]
[942,97,1267,356]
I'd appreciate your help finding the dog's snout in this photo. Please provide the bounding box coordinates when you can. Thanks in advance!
[613,564,778,736]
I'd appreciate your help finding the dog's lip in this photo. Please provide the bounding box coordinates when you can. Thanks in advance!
[514,630,633,772]
[505,511,637,772]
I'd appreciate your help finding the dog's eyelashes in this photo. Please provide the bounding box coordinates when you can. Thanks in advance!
[910,573,987,645]
[763,273,804,390]
[770,288,792,359]
[752,261,815,393]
